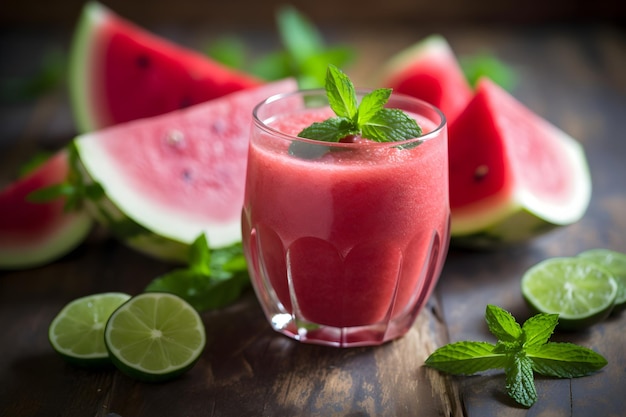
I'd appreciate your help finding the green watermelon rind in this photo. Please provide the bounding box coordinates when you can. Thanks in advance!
[69,1,103,133]
[0,151,94,269]
[0,213,92,269]
[377,34,450,83]
[450,126,592,247]
[450,206,561,248]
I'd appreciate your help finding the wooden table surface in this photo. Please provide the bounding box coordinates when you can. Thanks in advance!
[1,22,625,417]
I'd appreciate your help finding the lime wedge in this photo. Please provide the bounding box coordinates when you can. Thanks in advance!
[578,248,626,310]
[521,257,617,331]
[48,292,131,366]
[104,292,206,382]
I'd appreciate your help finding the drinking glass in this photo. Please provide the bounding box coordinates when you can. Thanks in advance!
[242,89,449,347]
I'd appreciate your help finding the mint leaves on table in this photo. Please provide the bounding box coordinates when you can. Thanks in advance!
[297,65,422,143]
[424,305,608,408]
[145,234,250,312]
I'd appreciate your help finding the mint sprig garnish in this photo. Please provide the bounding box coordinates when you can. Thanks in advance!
[424,305,608,408]
[298,65,422,143]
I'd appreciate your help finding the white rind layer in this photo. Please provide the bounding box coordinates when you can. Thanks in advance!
[75,132,242,249]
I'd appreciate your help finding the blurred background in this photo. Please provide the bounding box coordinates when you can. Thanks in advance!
[1,0,624,175]
[1,0,625,27]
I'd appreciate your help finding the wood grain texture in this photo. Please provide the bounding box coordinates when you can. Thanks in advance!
[0,260,461,417]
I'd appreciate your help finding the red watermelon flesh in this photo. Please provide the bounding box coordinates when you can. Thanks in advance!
[449,77,590,229]
[0,151,92,269]
[74,78,298,253]
[379,35,473,123]
[70,2,262,132]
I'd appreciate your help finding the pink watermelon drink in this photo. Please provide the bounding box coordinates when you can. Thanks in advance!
[242,90,450,347]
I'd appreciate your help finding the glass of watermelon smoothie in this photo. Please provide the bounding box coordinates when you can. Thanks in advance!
[242,89,450,347]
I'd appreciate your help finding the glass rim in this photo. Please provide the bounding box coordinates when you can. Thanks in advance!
[252,88,447,148]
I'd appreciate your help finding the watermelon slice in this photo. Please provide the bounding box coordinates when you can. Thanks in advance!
[448,78,591,246]
[377,34,473,123]
[73,78,297,262]
[69,2,262,133]
[0,152,92,269]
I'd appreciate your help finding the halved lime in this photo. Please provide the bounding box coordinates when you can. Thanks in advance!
[104,292,206,382]
[578,248,626,310]
[48,292,132,366]
[521,257,617,331]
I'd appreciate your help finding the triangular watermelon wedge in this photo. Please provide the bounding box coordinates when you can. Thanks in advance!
[0,151,92,269]
[448,78,591,246]
[73,78,297,262]
[377,35,473,123]
[69,2,262,133]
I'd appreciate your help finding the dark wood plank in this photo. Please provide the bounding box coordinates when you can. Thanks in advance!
[0,240,462,416]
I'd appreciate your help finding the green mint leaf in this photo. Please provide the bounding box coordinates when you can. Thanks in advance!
[145,240,250,312]
[357,88,392,125]
[298,117,358,143]
[527,342,608,378]
[26,183,74,203]
[145,269,249,312]
[145,269,206,305]
[493,339,520,355]
[209,242,248,278]
[274,7,354,89]
[188,234,211,275]
[360,109,422,142]
[505,351,537,408]
[277,5,324,67]
[424,341,507,375]
[485,304,522,343]
[298,64,422,144]
[205,36,248,70]
[301,47,355,88]
[325,65,358,119]
[199,271,250,310]
[288,141,329,160]
[84,182,105,201]
[460,53,518,91]
[249,51,292,81]
[18,152,51,177]
[522,312,558,349]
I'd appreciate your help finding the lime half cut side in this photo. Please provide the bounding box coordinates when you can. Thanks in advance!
[49,292,132,366]
[578,248,626,310]
[104,292,206,382]
[521,257,617,331]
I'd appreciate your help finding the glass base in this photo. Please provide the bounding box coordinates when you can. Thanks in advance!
[245,225,449,348]
[266,297,424,347]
